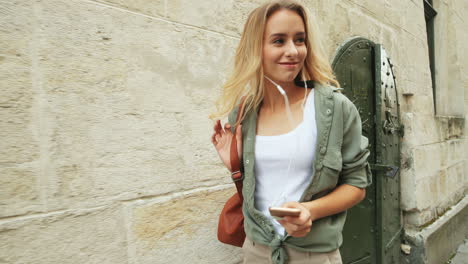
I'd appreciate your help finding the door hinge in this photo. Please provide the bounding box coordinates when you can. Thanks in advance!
[370,164,399,178]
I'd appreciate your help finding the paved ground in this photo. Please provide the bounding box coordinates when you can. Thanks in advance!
[449,239,468,264]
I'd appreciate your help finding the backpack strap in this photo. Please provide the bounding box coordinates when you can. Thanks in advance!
[230,97,246,196]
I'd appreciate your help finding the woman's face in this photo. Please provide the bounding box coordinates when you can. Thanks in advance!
[262,9,307,83]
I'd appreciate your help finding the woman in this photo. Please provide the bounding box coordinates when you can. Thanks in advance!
[210,1,371,263]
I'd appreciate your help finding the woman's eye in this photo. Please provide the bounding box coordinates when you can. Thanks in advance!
[273,39,284,44]
[296,38,306,43]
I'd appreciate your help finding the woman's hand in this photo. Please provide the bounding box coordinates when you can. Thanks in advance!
[211,120,242,172]
[277,201,314,237]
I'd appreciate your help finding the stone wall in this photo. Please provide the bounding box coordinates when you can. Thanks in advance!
[0,0,466,263]
[0,0,249,263]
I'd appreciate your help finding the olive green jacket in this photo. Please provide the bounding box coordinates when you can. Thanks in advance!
[228,82,372,264]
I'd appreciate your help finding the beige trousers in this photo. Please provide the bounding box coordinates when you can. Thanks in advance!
[242,237,343,264]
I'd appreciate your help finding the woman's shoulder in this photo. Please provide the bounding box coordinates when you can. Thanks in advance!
[315,83,358,119]
[315,83,352,105]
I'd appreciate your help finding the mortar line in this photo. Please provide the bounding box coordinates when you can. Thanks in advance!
[118,183,233,205]
[410,137,466,149]
[82,0,240,40]
[0,183,233,225]
[0,204,109,225]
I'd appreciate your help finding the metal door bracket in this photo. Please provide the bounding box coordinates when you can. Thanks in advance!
[370,164,400,178]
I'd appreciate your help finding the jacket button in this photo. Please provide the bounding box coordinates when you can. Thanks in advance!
[316,162,323,170]
[320,147,326,154]
[326,109,332,115]
[245,159,249,164]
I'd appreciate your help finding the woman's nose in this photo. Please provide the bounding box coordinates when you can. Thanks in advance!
[284,40,298,57]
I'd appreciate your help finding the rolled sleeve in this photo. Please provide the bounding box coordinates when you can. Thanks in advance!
[339,100,372,189]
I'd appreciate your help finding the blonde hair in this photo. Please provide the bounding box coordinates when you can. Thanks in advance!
[209,0,339,124]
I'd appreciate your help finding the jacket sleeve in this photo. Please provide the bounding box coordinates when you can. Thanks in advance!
[227,105,239,134]
[339,98,372,189]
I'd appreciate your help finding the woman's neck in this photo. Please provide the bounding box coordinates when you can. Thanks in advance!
[262,79,306,111]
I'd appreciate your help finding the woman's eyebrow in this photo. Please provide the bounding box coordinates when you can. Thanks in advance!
[269,32,306,38]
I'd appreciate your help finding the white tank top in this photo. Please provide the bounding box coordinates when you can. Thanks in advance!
[254,89,317,236]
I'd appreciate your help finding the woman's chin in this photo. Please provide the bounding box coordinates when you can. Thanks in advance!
[267,73,297,83]
[277,76,297,83]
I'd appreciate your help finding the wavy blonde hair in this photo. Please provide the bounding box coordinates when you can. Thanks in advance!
[209,0,339,124]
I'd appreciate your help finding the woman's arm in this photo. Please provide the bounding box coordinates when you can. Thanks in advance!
[278,185,365,237]
[303,184,365,220]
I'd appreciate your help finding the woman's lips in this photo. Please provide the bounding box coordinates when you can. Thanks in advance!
[278,62,299,69]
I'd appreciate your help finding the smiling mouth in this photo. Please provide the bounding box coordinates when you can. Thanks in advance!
[278,62,299,69]
[278,62,299,66]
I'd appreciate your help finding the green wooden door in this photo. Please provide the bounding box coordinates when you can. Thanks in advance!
[332,38,403,264]
[374,44,403,264]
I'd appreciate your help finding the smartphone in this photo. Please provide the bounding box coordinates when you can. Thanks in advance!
[269,207,301,218]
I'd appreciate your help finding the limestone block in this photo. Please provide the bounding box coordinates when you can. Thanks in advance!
[398,33,432,96]
[402,114,439,146]
[0,56,39,164]
[414,173,442,212]
[33,0,237,211]
[462,160,467,190]
[400,163,417,211]
[400,0,426,40]
[437,169,449,202]
[436,116,464,141]
[166,0,268,36]
[326,1,352,56]
[412,143,444,181]
[129,188,242,264]
[348,8,381,44]
[445,162,465,201]
[345,0,385,18]
[0,165,42,217]
[37,1,129,94]
[404,207,435,228]
[0,1,34,58]
[450,0,468,20]
[447,140,465,166]
[383,0,410,28]
[381,26,400,66]
[0,205,127,264]
[432,0,467,116]
[93,0,165,18]
[407,95,435,117]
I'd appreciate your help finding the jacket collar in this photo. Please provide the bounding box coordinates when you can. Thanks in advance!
[242,81,335,156]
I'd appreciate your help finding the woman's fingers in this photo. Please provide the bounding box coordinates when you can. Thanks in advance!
[218,120,224,132]
[212,120,224,142]
[211,132,217,145]
[212,120,240,152]
[277,201,312,237]
[278,220,311,237]
[215,133,222,144]
[224,123,231,132]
